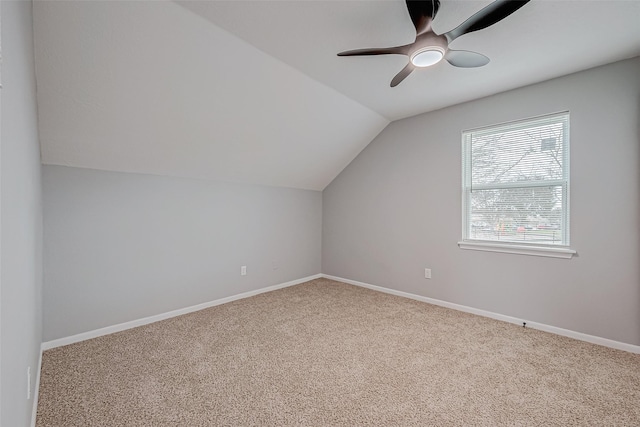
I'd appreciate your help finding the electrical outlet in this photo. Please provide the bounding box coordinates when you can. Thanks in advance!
[240,266,247,276]
[424,268,432,279]
[27,367,31,400]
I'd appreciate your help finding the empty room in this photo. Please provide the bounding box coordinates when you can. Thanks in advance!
[2,0,640,426]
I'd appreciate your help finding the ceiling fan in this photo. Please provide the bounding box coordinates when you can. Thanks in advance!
[337,0,531,87]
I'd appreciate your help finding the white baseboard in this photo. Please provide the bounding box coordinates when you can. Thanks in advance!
[30,347,43,427]
[41,274,322,350]
[321,274,640,355]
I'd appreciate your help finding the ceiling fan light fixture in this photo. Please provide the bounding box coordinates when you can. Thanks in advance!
[410,47,445,67]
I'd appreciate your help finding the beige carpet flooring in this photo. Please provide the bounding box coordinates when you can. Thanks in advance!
[36,278,640,426]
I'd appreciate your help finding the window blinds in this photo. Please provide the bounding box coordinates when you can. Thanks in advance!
[462,112,570,246]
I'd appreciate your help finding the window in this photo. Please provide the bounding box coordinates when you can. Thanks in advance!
[459,112,575,258]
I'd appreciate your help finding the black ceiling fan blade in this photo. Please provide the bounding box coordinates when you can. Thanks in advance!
[444,0,530,43]
[406,0,440,36]
[338,46,409,57]
[445,50,490,68]
[390,63,415,87]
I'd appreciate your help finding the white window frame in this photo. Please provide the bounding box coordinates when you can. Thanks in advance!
[458,112,576,259]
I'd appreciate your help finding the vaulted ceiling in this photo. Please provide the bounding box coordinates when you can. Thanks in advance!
[33,1,640,191]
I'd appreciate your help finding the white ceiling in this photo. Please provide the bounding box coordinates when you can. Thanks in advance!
[33,1,640,191]
[178,0,640,121]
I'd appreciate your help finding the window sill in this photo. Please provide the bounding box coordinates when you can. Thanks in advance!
[458,241,576,259]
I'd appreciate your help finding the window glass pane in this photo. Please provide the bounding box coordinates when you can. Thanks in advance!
[469,186,564,245]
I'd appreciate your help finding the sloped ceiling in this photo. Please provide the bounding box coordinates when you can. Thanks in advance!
[33,1,388,191]
[33,1,640,190]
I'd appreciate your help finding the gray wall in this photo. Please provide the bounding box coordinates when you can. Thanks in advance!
[43,166,322,341]
[323,57,640,346]
[1,1,44,426]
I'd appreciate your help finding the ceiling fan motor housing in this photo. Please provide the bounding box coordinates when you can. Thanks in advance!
[410,33,448,67]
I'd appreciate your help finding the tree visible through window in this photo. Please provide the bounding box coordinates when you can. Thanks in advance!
[462,112,570,246]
